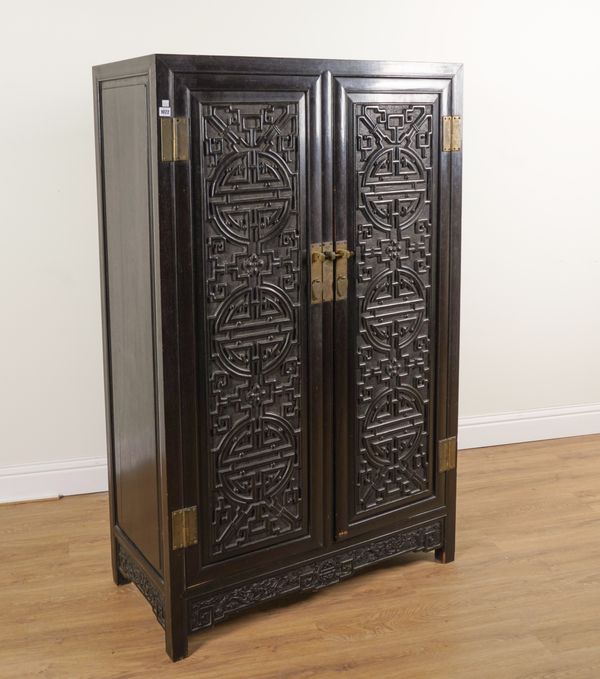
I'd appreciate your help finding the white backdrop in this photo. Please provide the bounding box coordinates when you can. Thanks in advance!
[1,0,599,500]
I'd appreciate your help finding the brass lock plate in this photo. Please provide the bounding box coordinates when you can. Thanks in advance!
[311,241,350,303]
[335,240,350,300]
[310,242,335,304]
[322,242,334,303]
[311,243,323,304]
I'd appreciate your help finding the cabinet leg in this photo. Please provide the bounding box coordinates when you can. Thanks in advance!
[437,466,457,564]
[111,537,129,585]
[165,627,188,662]
[435,519,456,564]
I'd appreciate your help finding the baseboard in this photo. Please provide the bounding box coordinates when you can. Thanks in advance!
[458,403,600,450]
[0,457,108,504]
[1,404,599,503]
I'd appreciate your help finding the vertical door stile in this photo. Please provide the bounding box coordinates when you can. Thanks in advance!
[321,70,335,544]
[333,75,350,536]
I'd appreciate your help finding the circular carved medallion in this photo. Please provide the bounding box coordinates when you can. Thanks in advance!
[360,146,426,231]
[209,150,294,243]
[218,415,296,504]
[363,386,424,468]
[213,284,294,377]
[362,268,426,352]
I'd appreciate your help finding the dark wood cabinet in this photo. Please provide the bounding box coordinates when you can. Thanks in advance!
[93,54,462,661]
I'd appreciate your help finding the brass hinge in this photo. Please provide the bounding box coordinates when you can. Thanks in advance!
[442,115,462,152]
[438,436,458,472]
[171,506,198,550]
[160,117,189,162]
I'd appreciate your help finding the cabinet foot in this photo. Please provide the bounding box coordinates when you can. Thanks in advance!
[166,629,188,662]
[435,545,455,564]
[114,570,131,586]
[111,539,129,585]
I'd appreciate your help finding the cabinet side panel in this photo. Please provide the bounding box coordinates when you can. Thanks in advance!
[100,78,162,573]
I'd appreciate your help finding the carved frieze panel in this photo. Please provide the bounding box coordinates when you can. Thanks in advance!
[189,520,442,631]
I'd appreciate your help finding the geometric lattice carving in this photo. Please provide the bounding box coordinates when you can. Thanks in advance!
[361,146,427,230]
[210,150,294,244]
[213,284,294,377]
[363,386,424,465]
[354,102,434,515]
[189,519,442,632]
[214,415,300,552]
[361,386,426,508]
[362,268,426,352]
[200,101,305,559]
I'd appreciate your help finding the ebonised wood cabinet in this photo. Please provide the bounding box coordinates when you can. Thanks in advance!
[93,54,462,661]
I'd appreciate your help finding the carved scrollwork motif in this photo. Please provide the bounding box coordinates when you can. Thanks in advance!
[188,520,442,632]
[200,101,305,559]
[355,102,435,515]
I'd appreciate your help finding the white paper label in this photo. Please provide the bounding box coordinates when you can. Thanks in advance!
[161,99,170,107]
[159,107,171,117]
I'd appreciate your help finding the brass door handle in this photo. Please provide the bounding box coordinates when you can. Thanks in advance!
[324,248,354,261]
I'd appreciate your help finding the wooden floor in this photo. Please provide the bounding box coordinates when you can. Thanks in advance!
[2,435,600,678]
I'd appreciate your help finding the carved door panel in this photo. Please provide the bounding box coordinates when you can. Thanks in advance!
[332,77,453,541]
[175,73,325,586]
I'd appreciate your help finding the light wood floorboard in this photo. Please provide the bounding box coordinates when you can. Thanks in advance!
[1,434,600,678]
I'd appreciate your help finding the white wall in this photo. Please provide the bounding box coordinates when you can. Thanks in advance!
[1,0,599,500]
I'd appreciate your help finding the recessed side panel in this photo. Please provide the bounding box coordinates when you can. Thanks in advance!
[101,78,162,573]
[334,77,452,539]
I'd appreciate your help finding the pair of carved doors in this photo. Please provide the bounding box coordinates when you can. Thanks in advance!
[171,64,460,588]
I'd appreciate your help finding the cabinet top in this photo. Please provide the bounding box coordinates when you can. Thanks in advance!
[93,54,463,80]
